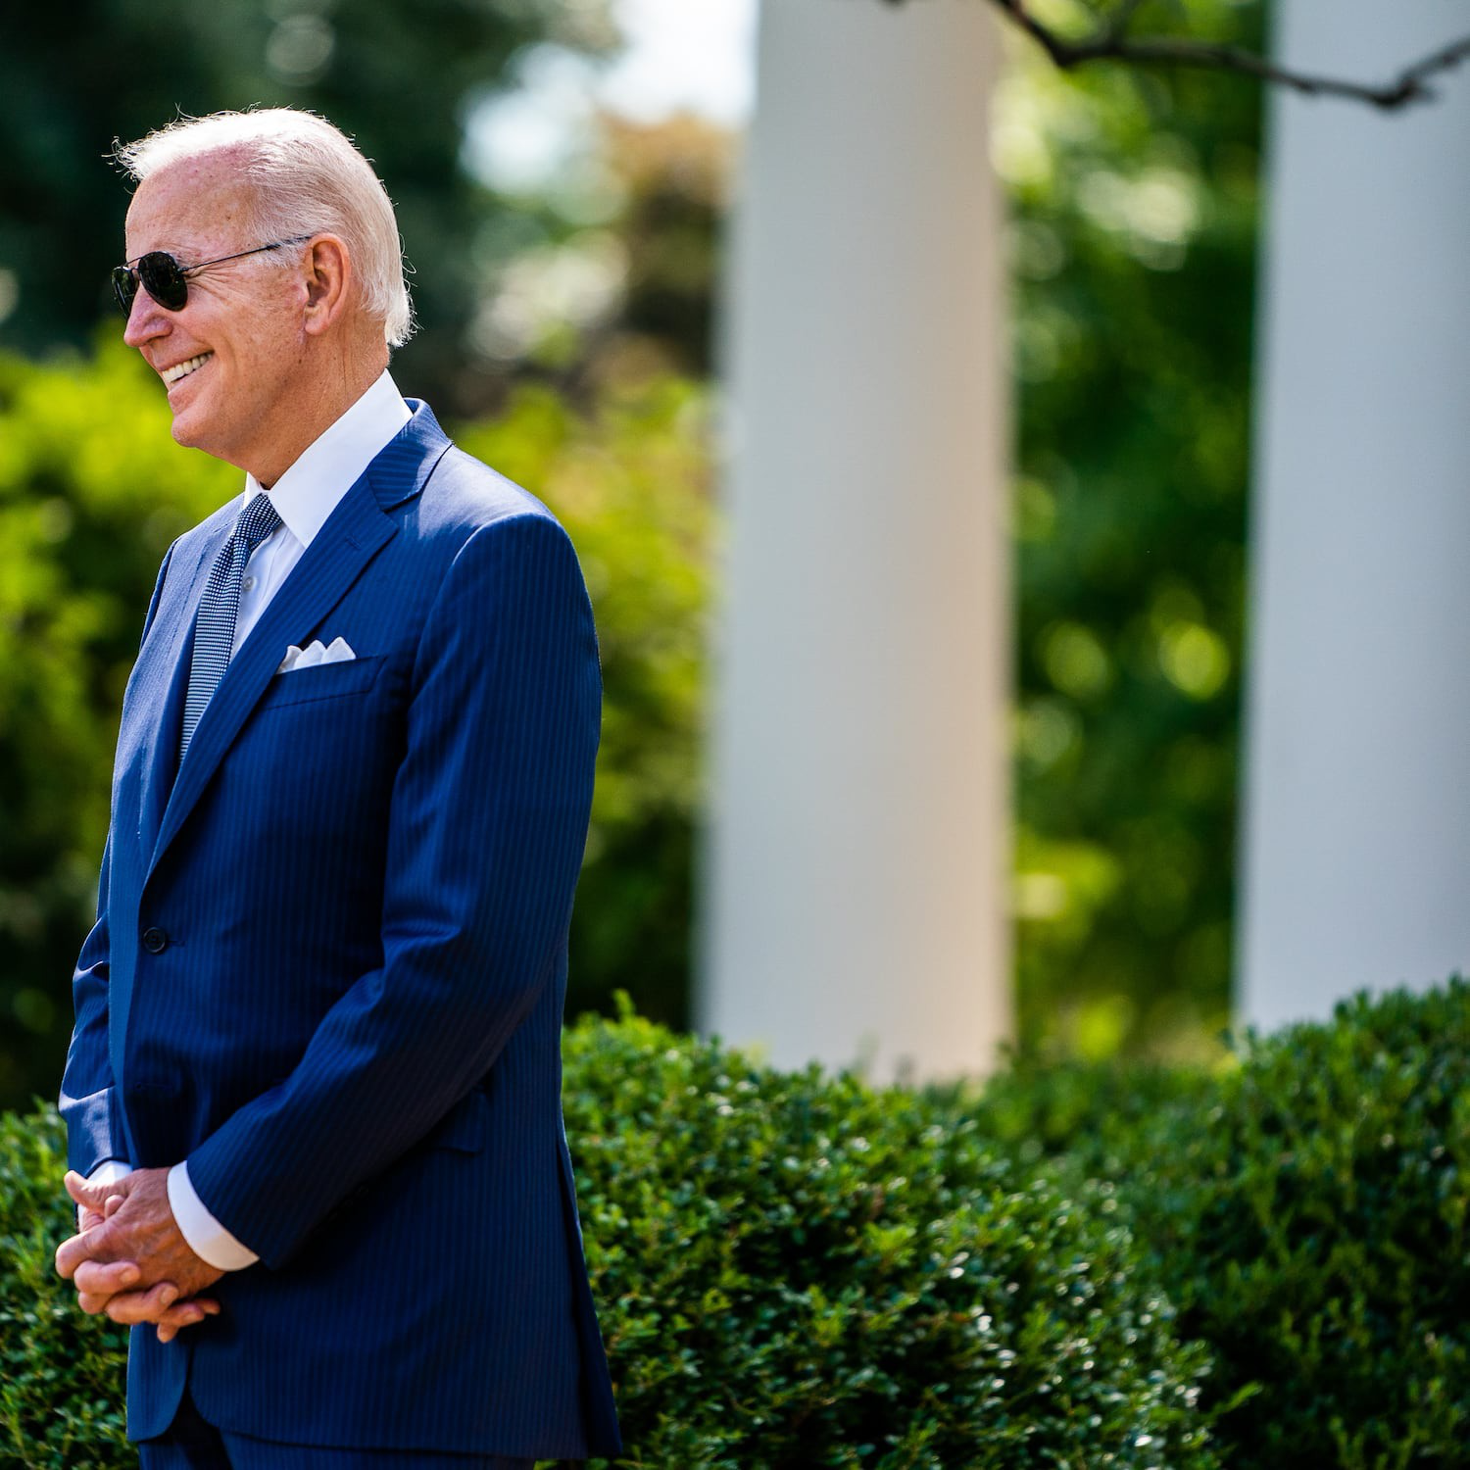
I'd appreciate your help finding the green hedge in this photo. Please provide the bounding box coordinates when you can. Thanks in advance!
[969,978,1470,1469]
[7,979,1468,1468]
[5,1006,1219,1469]
[561,1007,1221,1468]
[1140,982,1470,1469]
[0,1091,129,1466]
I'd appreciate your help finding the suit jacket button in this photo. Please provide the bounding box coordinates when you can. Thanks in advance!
[141,926,169,954]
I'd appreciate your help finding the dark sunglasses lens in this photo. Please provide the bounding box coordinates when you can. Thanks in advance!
[112,253,190,315]
[138,252,189,310]
[111,265,138,315]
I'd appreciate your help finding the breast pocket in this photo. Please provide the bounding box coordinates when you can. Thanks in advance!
[258,655,385,710]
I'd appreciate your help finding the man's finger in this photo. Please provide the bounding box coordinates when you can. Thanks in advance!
[73,1257,141,1299]
[103,1281,180,1325]
[159,1297,220,1329]
[55,1226,109,1280]
[154,1295,224,1343]
[76,1282,168,1316]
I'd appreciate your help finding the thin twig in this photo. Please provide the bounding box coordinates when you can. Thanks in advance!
[884,0,1470,111]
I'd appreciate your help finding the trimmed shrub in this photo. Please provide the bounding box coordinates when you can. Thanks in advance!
[559,1008,1221,1469]
[3,1012,1220,1469]
[1148,981,1470,1469]
[945,1053,1218,1175]
[11,980,1468,1468]
[0,1100,128,1467]
[967,979,1470,1470]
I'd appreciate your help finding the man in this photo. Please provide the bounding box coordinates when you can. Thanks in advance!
[54,108,623,1469]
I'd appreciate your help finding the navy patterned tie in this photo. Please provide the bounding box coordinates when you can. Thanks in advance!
[179,492,283,759]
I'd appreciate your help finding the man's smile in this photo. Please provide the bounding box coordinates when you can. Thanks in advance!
[161,351,213,386]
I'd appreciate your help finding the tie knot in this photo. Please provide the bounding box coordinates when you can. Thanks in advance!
[236,492,283,553]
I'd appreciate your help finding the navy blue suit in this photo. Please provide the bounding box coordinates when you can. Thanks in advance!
[60,402,622,1460]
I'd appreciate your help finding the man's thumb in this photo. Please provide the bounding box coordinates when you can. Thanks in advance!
[63,1169,112,1211]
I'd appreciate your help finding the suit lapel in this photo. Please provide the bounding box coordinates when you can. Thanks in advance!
[146,402,453,879]
[129,520,230,869]
[149,480,394,874]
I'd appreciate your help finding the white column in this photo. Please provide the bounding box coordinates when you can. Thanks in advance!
[1239,1,1470,1031]
[701,0,1010,1081]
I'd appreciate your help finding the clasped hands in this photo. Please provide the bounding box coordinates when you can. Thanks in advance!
[55,1167,224,1343]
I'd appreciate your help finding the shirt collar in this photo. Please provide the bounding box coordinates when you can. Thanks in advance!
[243,370,413,549]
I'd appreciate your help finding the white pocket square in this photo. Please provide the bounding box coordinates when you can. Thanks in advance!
[278,637,356,674]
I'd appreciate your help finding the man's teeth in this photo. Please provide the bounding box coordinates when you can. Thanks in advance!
[162,353,213,386]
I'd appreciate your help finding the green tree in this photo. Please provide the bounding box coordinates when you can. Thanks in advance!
[0,0,615,411]
[0,343,233,1110]
[1005,7,1262,1060]
[458,380,711,1029]
[2,0,1277,1093]
[468,9,1268,1065]
[459,110,731,413]
[0,341,710,1113]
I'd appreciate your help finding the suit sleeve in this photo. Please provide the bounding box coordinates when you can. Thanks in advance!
[184,511,602,1267]
[59,543,177,1176]
[58,834,126,1175]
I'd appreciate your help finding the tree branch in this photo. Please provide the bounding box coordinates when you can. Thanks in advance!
[889,0,1470,110]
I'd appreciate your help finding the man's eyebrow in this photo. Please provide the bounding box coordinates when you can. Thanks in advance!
[121,237,211,265]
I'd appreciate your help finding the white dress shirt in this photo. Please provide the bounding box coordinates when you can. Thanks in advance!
[86,370,412,1271]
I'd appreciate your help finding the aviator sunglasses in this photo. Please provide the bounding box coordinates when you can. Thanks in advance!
[111,235,312,315]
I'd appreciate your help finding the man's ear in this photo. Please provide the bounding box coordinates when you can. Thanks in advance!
[301,234,352,336]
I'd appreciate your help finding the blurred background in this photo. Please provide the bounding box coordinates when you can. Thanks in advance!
[5,0,1453,1112]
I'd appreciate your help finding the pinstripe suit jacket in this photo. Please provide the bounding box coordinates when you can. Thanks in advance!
[59,401,622,1459]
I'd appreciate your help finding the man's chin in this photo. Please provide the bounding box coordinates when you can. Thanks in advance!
[165,372,219,449]
[168,412,247,471]
[168,406,210,454]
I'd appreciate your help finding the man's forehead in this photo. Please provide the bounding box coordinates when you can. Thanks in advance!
[125,155,254,255]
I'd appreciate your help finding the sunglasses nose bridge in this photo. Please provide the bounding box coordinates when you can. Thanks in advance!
[121,270,172,344]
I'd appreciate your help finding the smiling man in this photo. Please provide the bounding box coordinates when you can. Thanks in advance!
[54,109,622,1469]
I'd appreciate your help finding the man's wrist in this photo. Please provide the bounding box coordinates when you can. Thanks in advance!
[166,1162,260,1272]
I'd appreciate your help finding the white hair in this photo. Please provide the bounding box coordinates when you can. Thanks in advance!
[115,109,414,348]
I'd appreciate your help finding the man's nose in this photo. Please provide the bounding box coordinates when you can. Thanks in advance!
[122,287,169,348]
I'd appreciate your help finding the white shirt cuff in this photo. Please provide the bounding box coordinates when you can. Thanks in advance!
[80,1160,133,1228]
[167,1162,260,1271]
[87,1159,134,1188]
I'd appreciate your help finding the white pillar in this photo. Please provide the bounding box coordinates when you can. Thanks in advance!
[701,0,1010,1081]
[1239,1,1470,1031]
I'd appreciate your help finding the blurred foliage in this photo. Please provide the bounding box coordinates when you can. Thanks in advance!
[0,0,1274,1098]
[0,340,710,1111]
[1002,1,1263,1063]
[464,110,730,404]
[457,382,712,1030]
[470,0,1267,1070]
[0,0,618,416]
[0,345,230,1112]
